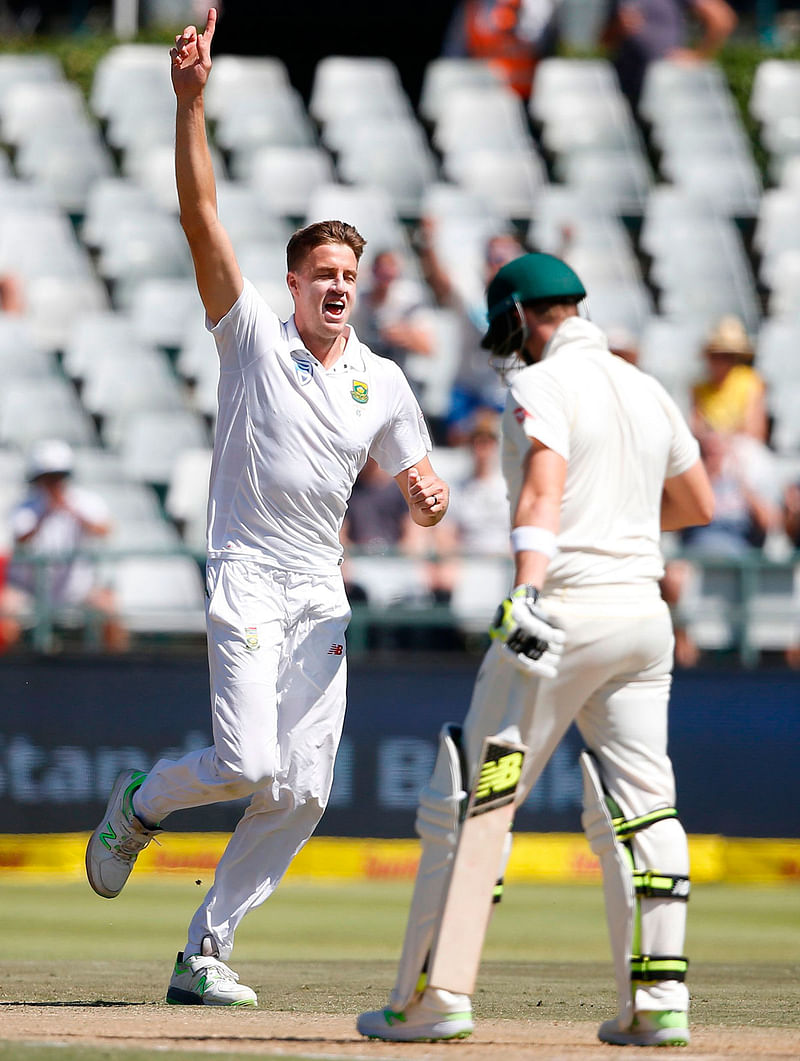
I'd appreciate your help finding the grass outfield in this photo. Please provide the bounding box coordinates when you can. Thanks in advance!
[0,878,797,1060]
[0,878,797,1021]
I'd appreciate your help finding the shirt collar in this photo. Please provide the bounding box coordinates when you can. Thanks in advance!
[284,316,366,374]
[542,316,610,360]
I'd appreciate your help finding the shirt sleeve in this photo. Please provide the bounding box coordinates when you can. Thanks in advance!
[11,501,39,540]
[71,487,111,527]
[509,366,571,460]
[660,387,701,477]
[369,364,432,477]
[208,278,282,372]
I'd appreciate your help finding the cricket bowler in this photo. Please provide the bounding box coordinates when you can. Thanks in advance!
[85,8,449,1007]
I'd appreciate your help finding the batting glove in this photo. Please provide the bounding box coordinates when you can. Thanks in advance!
[489,584,565,678]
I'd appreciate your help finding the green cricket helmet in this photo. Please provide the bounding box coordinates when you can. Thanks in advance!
[480,252,587,364]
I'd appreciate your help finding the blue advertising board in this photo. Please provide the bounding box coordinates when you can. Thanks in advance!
[0,657,797,838]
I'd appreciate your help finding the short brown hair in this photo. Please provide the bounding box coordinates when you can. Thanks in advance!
[286,220,367,272]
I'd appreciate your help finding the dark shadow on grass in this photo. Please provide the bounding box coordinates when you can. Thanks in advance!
[0,1000,149,1007]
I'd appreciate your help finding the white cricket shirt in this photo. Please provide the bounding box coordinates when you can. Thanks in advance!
[207,280,431,572]
[503,317,700,589]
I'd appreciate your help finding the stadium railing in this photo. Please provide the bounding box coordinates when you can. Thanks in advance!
[3,548,799,667]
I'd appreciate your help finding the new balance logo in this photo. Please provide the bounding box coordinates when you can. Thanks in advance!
[474,751,523,803]
[98,823,117,850]
[328,644,344,655]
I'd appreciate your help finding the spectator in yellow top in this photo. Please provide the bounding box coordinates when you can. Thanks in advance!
[690,315,768,444]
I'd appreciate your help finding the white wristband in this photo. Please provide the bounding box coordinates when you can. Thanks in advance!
[510,526,557,558]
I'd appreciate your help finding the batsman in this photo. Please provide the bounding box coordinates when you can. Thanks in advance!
[357,253,714,1047]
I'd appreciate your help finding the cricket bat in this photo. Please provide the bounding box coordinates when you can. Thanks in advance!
[426,735,528,996]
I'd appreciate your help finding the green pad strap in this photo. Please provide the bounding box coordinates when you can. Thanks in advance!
[612,806,678,842]
[633,870,691,901]
[630,955,689,982]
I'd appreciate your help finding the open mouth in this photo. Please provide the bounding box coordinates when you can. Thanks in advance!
[324,297,346,320]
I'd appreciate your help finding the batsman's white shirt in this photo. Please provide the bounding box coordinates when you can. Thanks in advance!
[502,316,699,590]
[461,317,700,1015]
[208,279,430,572]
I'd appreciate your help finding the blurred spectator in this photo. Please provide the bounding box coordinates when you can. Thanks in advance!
[418,223,525,441]
[427,408,512,598]
[442,0,561,99]
[0,523,15,652]
[782,478,800,667]
[0,273,24,314]
[690,315,769,444]
[784,478,800,551]
[606,324,640,366]
[1,439,128,653]
[349,249,436,380]
[447,408,511,555]
[341,457,419,557]
[601,0,737,109]
[661,428,782,666]
[340,457,430,602]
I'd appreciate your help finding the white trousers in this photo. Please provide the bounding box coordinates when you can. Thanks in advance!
[134,558,351,960]
[461,583,689,1012]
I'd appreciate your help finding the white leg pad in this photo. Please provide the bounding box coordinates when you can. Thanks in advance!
[580,750,636,1028]
[390,724,465,1011]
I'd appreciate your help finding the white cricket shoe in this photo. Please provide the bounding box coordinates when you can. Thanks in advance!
[598,1010,690,1047]
[166,936,257,1007]
[85,770,160,898]
[357,988,473,1041]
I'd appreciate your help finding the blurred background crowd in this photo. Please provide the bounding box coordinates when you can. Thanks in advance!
[1,0,800,666]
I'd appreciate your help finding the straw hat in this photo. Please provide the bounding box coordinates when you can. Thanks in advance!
[703,315,754,363]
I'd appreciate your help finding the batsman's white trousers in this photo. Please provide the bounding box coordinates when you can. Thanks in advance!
[461,582,689,1012]
[133,557,350,960]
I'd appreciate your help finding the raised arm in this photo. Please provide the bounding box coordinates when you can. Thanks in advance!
[171,7,242,325]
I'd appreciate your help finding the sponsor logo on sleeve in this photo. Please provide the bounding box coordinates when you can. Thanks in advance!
[292,353,314,386]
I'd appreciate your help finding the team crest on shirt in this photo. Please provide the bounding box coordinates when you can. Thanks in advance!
[351,380,369,404]
[292,353,314,386]
[244,626,259,650]
[513,405,529,424]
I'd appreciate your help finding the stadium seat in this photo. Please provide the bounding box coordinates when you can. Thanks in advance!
[215,87,317,159]
[107,553,207,634]
[419,58,505,124]
[89,43,166,120]
[336,120,439,217]
[304,183,408,261]
[164,446,213,554]
[444,147,547,219]
[80,349,187,431]
[63,311,144,383]
[204,54,291,120]
[531,57,623,124]
[245,146,336,218]
[216,182,294,249]
[0,377,98,449]
[309,56,407,124]
[96,211,193,297]
[118,408,210,487]
[745,563,800,654]
[434,86,534,156]
[559,149,652,214]
[0,80,89,147]
[450,555,513,634]
[24,274,110,355]
[125,278,204,350]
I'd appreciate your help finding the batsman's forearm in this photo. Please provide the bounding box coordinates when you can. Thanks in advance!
[175,95,218,236]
